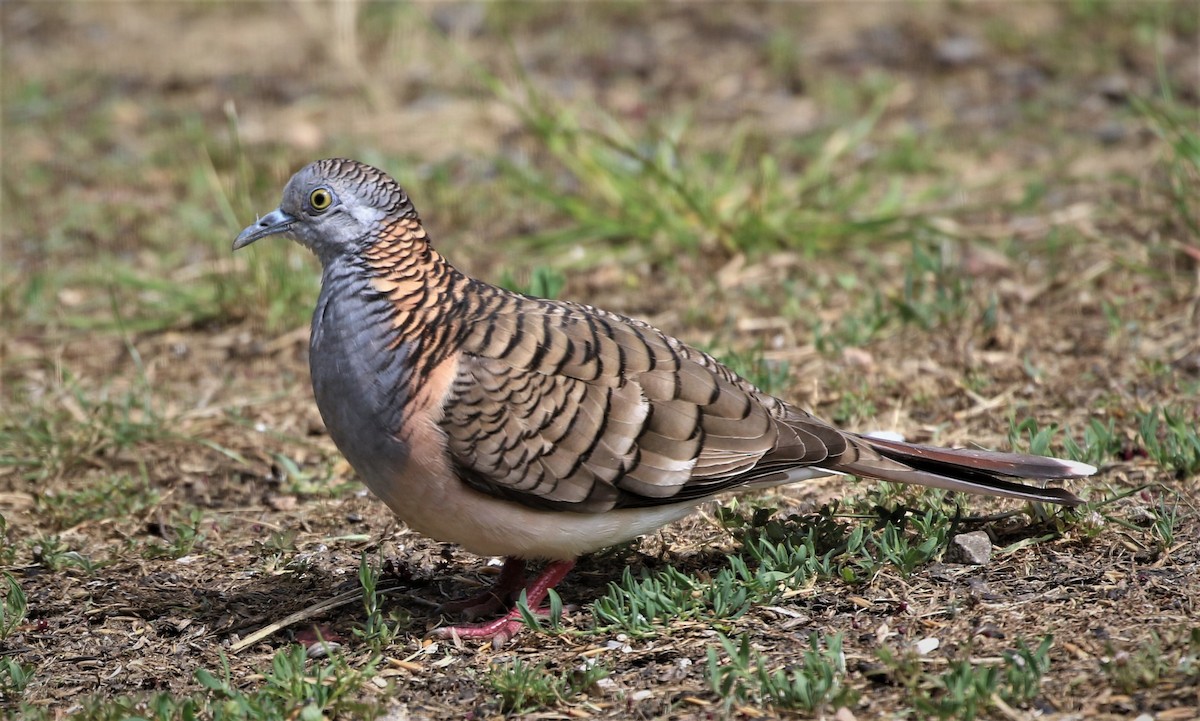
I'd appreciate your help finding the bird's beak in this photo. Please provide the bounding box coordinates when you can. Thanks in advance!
[233,208,296,251]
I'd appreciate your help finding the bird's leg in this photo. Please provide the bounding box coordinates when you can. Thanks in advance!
[436,558,528,620]
[430,559,576,646]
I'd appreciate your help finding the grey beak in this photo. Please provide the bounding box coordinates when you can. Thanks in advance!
[233,208,296,250]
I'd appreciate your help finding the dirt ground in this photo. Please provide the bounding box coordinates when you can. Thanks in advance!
[2,2,1198,720]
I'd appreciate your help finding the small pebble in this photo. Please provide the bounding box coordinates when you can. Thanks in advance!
[947,531,993,565]
[915,637,940,655]
[307,641,341,659]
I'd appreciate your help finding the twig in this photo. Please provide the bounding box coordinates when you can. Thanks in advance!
[229,584,424,653]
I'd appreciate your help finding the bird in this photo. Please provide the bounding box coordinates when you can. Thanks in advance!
[234,158,1096,646]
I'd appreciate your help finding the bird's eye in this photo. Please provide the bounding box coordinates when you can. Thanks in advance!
[308,188,333,213]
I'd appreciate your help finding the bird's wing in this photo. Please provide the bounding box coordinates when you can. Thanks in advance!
[441,293,839,512]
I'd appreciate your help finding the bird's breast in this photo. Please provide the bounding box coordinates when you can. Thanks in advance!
[309,273,467,530]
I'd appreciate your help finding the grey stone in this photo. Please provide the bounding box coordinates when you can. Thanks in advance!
[947,531,993,565]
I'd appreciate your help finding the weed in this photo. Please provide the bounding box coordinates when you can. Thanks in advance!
[30,535,97,573]
[1148,498,1181,550]
[272,453,340,497]
[144,508,207,560]
[914,658,999,720]
[1009,416,1123,469]
[811,291,891,354]
[0,656,34,701]
[353,553,408,652]
[514,588,564,635]
[1102,635,1174,693]
[0,512,15,566]
[487,658,562,714]
[891,240,972,331]
[592,565,710,635]
[0,571,27,641]
[1003,636,1054,704]
[872,515,950,577]
[830,382,878,426]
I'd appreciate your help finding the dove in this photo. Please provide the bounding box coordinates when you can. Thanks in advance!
[234,158,1094,644]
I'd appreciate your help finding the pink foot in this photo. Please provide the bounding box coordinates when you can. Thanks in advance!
[430,559,576,647]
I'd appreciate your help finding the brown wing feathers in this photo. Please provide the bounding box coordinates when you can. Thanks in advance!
[441,287,1086,511]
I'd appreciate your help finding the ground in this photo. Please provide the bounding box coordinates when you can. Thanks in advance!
[1,2,1198,720]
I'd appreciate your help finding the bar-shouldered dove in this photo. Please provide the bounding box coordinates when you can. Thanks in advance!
[234,158,1094,645]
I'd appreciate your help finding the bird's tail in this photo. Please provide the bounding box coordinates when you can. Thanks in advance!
[837,434,1094,506]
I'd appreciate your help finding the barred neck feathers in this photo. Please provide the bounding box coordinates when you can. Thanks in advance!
[359,215,470,359]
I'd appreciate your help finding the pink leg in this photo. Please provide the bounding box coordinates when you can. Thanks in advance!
[436,558,528,620]
[431,559,576,647]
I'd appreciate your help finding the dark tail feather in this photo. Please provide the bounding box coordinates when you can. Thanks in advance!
[841,435,1094,507]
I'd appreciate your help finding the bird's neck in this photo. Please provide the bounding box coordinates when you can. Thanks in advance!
[357,215,470,340]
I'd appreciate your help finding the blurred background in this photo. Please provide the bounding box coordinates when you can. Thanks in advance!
[1,2,1197,718]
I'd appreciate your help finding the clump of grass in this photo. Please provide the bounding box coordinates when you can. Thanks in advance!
[706,632,856,713]
[0,372,170,483]
[1135,405,1200,479]
[1008,415,1124,469]
[487,657,609,714]
[1131,93,1200,241]
[498,265,567,299]
[492,76,932,265]
[193,646,383,720]
[713,343,791,397]
[881,636,1055,721]
[37,472,161,531]
[143,507,207,560]
[891,240,974,331]
[593,500,966,637]
[6,646,387,720]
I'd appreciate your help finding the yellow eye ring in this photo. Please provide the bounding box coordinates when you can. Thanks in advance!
[308,188,333,213]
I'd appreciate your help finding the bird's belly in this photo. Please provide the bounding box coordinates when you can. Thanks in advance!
[363,458,700,560]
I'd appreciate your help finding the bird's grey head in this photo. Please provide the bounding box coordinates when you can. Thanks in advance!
[233,159,417,263]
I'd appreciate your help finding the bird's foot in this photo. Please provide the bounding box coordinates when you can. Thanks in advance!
[430,608,540,649]
[429,559,575,647]
[435,558,529,620]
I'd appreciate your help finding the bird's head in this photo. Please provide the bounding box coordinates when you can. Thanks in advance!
[233,158,418,262]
